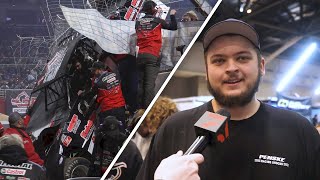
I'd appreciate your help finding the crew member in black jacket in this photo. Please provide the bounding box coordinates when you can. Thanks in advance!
[0,134,46,180]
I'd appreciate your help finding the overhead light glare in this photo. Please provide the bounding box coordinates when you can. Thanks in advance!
[239,3,245,12]
[276,43,317,92]
[315,87,320,95]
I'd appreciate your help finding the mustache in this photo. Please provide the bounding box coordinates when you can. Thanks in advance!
[223,72,242,82]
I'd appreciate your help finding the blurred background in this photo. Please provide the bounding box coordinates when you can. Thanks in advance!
[162,0,320,122]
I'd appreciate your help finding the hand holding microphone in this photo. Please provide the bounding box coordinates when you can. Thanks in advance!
[154,150,204,180]
[154,109,231,180]
[185,109,231,155]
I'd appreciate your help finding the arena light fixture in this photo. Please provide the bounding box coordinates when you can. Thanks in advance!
[276,43,317,92]
[239,3,245,12]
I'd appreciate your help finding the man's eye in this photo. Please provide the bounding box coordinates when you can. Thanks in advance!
[237,56,250,61]
[211,58,225,65]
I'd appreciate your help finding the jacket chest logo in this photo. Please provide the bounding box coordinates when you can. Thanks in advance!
[254,154,289,167]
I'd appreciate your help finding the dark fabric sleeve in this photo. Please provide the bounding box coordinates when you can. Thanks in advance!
[316,145,320,180]
[160,15,177,30]
[135,104,208,180]
[304,123,320,179]
[122,141,143,180]
[293,113,320,179]
[129,145,143,180]
[38,168,46,180]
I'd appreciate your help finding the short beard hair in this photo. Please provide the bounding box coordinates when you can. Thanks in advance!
[207,70,261,107]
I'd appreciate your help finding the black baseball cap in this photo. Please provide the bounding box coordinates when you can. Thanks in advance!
[89,61,105,71]
[142,1,157,14]
[203,18,260,51]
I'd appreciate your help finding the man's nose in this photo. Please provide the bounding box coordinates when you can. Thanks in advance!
[225,60,239,73]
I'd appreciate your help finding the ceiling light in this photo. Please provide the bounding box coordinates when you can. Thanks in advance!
[239,3,245,12]
[276,43,317,92]
[315,87,320,95]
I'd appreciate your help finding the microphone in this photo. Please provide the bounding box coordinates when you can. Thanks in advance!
[184,109,231,155]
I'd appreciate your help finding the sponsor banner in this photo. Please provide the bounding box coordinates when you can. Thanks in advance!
[0,168,26,176]
[5,90,36,115]
[0,160,32,170]
[161,21,202,68]
[276,93,312,118]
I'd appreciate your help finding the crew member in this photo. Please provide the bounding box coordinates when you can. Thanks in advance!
[135,1,177,108]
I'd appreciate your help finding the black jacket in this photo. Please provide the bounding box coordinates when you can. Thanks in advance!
[0,145,46,180]
[137,101,320,180]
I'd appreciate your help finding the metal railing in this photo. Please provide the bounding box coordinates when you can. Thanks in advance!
[0,89,33,98]
[0,89,4,98]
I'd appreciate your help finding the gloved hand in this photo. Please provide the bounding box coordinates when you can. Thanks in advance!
[154,150,204,180]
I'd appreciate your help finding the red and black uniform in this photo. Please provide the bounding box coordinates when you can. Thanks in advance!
[4,115,44,166]
[94,70,127,132]
[135,14,177,108]
[136,14,177,57]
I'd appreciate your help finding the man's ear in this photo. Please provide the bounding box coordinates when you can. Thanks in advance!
[18,119,24,126]
[260,57,266,76]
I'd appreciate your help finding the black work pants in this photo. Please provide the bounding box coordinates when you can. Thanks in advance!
[136,53,159,109]
[118,55,139,114]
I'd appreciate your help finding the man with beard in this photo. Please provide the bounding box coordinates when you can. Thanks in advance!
[136,19,320,180]
[70,59,91,97]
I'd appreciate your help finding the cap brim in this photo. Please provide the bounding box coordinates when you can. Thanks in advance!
[203,19,260,51]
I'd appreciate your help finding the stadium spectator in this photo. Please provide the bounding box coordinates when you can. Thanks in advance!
[132,96,178,159]
[181,10,198,22]
[176,10,199,55]
[0,40,43,89]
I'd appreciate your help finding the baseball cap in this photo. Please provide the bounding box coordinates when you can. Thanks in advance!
[142,1,157,14]
[89,61,105,71]
[203,18,260,51]
[8,112,23,125]
[98,116,126,142]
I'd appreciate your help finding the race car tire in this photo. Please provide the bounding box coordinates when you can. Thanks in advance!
[64,157,91,179]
